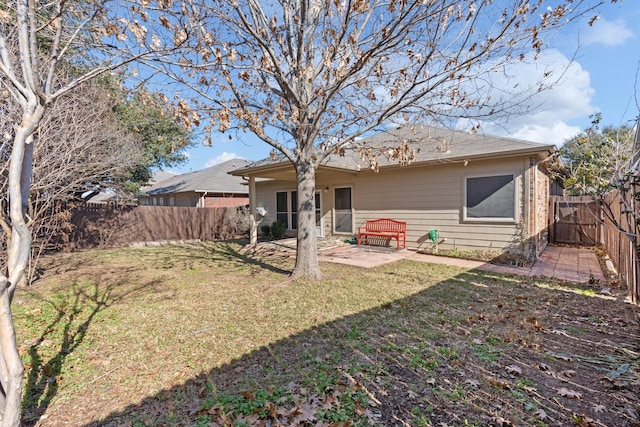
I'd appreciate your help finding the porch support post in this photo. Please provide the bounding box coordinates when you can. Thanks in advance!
[249,176,257,246]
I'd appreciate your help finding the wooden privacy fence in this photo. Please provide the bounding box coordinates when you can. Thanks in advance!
[549,196,599,245]
[67,204,247,250]
[601,191,639,305]
[550,194,638,305]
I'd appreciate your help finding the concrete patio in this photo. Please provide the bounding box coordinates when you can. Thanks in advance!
[316,242,606,284]
[252,238,607,284]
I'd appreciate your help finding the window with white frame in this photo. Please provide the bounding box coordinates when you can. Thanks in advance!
[276,191,298,229]
[464,174,516,221]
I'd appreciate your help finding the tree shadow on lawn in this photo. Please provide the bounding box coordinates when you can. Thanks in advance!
[37,239,293,279]
[204,241,294,276]
[80,266,639,427]
[18,276,163,425]
[141,240,297,276]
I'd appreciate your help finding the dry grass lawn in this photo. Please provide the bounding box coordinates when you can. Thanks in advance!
[12,241,639,426]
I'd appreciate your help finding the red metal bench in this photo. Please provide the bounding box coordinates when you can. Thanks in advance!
[357,218,407,250]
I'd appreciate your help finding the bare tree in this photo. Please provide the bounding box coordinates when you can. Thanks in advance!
[561,115,639,257]
[0,0,188,423]
[161,0,614,279]
[0,78,147,282]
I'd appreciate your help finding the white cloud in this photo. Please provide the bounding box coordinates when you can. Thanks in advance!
[204,152,244,167]
[580,17,633,46]
[457,49,596,145]
[510,121,582,145]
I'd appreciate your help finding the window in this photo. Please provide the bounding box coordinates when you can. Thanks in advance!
[315,192,321,233]
[464,174,516,221]
[290,191,298,230]
[275,191,301,230]
[276,191,289,228]
[334,187,353,233]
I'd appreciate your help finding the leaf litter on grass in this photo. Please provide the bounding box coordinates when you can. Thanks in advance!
[11,242,640,426]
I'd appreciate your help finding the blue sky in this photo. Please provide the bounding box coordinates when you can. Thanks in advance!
[171,1,638,174]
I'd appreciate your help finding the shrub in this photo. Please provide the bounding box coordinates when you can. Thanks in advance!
[270,221,287,239]
[232,206,251,235]
[260,224,271,238]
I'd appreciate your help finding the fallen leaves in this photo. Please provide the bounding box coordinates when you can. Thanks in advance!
[489,377,511,390]
[523,316,544,331]
[504,364,522,375]
[572,413,600,427]
[558,369,577,381]
[534,408,548,420]
[557,387,583,399]
[547,352,572,361]
[491,414,515,426]
[197,372,376,426]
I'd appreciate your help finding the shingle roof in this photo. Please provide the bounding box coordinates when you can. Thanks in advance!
[144,159,251,195]
[230,126,556,175]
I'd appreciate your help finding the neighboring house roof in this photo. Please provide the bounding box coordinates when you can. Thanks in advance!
[230,126,556,176]
[84,170,179,203]
[144,159,251,196]
[85,188,134,204]
[139,170,178,193]
[149,170,178,185]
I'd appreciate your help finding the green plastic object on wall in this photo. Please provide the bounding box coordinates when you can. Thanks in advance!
[428,229,439,244]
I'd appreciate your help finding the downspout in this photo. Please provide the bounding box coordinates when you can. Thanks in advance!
[533,158,539,257]
[522,157,533,262]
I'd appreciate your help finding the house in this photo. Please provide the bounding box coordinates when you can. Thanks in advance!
[139,159,251,208]
[230,126,558,262]
[83,171,178,205]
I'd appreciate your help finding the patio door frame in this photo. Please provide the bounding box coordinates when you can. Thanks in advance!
[333,186,353,234]
[315,191,323,237]
[276,190,322,237]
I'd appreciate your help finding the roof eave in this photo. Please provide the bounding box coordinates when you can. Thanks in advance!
[361,145,557,171]
[229,144,557,176]
[229,161,292,177]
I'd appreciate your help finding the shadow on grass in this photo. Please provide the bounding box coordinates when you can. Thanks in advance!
[134,239,294,276]
[74,264,639,427]
[20,277,161,425]
[37,239,293,278]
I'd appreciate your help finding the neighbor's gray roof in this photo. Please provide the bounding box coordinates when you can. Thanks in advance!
[144,159,251,195]
[139,170,178,193]
[230,126,556,175]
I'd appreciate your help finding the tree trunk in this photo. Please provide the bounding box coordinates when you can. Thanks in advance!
[0,115,41,425]
[0,287,23,427]
[291,159,322,279]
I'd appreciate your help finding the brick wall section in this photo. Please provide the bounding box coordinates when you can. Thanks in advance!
[526,157,550,260]
[535,164,550,255]
[203,194,249,208]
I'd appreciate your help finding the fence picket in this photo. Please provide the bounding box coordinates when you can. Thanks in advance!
[550,193,638,304]
[66,204,246,249]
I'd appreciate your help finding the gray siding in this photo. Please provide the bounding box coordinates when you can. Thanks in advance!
[351,158,526,252]
[255,157,532,254]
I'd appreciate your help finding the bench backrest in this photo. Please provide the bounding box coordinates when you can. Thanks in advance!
[365,218,406,232]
